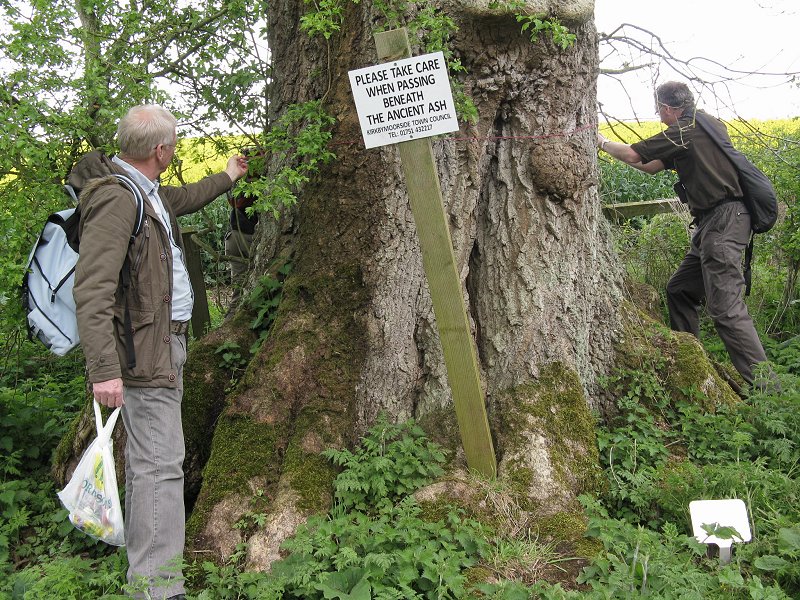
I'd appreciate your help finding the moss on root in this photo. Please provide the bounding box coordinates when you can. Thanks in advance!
[615,301,740,410]
[532,509,601,565]
[533,511,588,547]
[507,467,535,500]
[186,416,284,540]
[494,362,604,505]
[183,322,256,511]
[282,409,351,514]
[185,259,369,552]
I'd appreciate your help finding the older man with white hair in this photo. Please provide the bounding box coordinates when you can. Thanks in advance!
[69,105,248,599]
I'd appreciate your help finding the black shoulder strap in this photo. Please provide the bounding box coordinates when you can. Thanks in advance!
[691,112,756,178]
[120,255,137,370]
[744,234,754,296]
[692,111,729,151]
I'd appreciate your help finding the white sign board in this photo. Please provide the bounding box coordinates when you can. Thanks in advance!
[689,499,752,563]
[348,51,459,149]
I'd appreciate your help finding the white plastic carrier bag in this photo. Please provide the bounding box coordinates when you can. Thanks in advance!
[57,401,125,546]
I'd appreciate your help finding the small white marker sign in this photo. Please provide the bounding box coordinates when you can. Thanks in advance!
[689,499,752,564]
[348,51,459,149]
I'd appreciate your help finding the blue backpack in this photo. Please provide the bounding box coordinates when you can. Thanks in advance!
[23,174,145,362]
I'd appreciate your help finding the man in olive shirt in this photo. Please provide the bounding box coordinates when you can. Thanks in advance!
[597,81,767,385]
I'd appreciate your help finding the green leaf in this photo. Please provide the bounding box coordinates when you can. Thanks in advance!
[754,555,790,571]
[315,568,371,599]
[701,522,745,541]
[777,526,800,554]
[717,565,745,587]
[0,490,17,507]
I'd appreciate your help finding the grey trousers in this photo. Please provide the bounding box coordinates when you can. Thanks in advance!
[122,334,187,599]
[666,200,767,384]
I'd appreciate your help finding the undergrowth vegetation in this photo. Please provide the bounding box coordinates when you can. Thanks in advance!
[3,355,799,598]
[1,118,798,597]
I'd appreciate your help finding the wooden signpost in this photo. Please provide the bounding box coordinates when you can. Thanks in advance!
[349,28,496,478]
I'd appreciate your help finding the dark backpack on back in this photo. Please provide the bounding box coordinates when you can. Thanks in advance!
[23,174,145,365]
[693,112,779,294]
[693,111,778,233]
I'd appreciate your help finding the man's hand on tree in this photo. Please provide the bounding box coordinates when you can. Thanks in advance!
[225,154,250,183]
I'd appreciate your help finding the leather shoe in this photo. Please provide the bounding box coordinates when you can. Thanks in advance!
[167,595,185,600]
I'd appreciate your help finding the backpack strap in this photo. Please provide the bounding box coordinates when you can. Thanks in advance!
[64,184,79,205]
[120,256,137,370]
[107,174,146,370]
[110,174,145,240]
[744,233,754,297]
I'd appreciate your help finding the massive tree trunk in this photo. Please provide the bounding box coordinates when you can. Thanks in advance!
[185,0,620,569]
[48,0,740,575]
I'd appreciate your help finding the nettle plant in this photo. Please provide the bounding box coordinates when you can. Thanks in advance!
[191,417,492,599]
[265,418,488,598]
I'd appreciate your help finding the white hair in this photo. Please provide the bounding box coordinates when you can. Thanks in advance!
[116,105,177,160]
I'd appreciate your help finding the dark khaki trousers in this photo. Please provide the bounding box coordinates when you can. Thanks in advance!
[666,200,767,384]
[224,229,253,307]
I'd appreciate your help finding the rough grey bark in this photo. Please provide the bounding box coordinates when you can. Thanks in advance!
[259,0,618,416]
[192,0,621,568]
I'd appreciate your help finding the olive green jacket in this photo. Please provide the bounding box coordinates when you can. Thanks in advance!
[70,151,233,387]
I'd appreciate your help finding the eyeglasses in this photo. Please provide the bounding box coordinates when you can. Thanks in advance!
[153,140,178,151]
[655,101,683,114]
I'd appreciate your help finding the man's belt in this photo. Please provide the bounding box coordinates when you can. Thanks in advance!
[170,320,190,335]
[692,197,744,224]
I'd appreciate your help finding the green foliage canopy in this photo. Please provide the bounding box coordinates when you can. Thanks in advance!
[0,0,271,344]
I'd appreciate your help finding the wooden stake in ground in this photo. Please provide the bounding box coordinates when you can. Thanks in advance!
[373,28,496,478]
